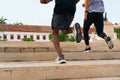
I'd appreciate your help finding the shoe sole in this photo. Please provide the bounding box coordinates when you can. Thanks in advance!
[55,60,66,64]
[107,40,114,49]
[74,23,82,43]
[105,37,114,49]
[84,50,91,53]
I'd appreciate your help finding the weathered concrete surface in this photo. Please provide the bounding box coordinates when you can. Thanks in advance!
[0,51,120,62]
[0,41,120,80]
[64,77,120,80]
[0,40,120,52]
[0,60,120,80]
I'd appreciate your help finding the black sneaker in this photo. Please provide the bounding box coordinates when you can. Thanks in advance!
[55,55,66,64]
[105,36,114,49]
[84,47,91,53]
[74,23,82,43]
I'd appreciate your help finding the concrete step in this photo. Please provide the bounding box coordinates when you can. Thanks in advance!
[0,51,120,62]
[0,41,120,52]
[0,60,120,80]
[0,46,120,52]
[64,77,120,80]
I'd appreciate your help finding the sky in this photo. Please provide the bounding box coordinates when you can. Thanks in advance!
[0,0,120,26]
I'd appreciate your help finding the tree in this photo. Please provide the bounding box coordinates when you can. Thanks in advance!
[48,32,75,42]
[115,23,118,25]
[48,34,52,41]
[67,35,75,42]
[21,38,34,41]
[58,32,69,42]
[0,27,3,32]
[0,16,7,24]
[114,27,120,40]
[0,27,3,40]
[14,22,23,25]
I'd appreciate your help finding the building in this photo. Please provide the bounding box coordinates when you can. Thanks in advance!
[0,24,52,42]
[0,22,115,42]
[104,21,114,38]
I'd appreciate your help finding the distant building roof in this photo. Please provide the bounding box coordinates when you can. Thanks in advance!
[0,24,52,33]
[0,24,96,34]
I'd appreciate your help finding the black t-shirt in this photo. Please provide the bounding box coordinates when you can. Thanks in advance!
[54,0,76,16]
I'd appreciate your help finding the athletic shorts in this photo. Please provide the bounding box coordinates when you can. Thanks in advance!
[51,14,74,30]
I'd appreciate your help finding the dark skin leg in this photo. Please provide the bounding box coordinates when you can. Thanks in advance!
[52,29,62,56]
[52,28,73,56]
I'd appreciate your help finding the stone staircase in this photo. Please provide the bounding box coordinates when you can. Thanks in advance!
[0,51,120,62]
[1,60,120,80]
[0,41,120,80]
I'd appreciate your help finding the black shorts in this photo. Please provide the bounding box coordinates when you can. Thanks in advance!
[51,14,74,30]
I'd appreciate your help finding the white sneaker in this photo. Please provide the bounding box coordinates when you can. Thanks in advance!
[55,55,66,64]
[73,23,82,43]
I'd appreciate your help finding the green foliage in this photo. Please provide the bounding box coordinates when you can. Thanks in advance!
[0,27,3,32]
[115,23,118,25]
[67,35,75,42]
[58,32,69,42]
[0,16,7,24]
[114,27,120,33]
[48,34,52,41]
[21,38,34,41]
[14,22,23,25]
[117,33,120,40]
[0,27,3,41]
[0,36,2,40]
[114,27,120,40]
[48,32,75,42]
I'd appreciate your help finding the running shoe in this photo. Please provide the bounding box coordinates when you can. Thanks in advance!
[55,55,66,64]
[74,23,82,43]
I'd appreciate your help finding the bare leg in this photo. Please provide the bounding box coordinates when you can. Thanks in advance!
[52,29,62,56]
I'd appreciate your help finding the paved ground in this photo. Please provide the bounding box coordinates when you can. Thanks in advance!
[66,77,120,80]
